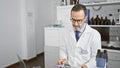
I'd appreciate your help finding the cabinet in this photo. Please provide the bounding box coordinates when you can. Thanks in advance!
[44,46,59,68]
[44,27,65,68]
[106,49,120,68]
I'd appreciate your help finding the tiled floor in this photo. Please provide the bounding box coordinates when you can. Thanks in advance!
[7,53,44,68]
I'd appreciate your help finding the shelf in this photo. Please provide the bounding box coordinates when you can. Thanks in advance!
[90,25,120,27]
[82,1,120,6]
[58,1,120,7]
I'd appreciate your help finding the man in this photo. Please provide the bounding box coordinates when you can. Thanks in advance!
[58,4,101,68]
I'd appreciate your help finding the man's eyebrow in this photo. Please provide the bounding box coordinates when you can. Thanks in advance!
[71,18,84,21]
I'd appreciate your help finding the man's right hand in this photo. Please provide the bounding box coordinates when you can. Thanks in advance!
[57,59,67,65]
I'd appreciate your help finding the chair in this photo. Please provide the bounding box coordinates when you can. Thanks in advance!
[17,54,27,68]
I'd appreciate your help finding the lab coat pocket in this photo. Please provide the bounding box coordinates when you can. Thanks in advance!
[80,49,90,61]
[80,49,88,54]
[77,41,89,50]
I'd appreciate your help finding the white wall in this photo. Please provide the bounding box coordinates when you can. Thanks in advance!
[34,0,60,54]
[0,0,22,67]
[87,4,120,23]
[0,0,61,67]
[0,0,36,67]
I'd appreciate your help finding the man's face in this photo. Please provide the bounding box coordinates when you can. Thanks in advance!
[71,10,87,30]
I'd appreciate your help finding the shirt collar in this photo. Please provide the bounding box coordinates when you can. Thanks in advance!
[74,23,86,33]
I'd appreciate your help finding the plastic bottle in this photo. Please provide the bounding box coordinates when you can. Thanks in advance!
[97,50,106,68]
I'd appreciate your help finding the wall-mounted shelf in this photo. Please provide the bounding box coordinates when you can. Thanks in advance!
[82,1,120,6]
[58,1,120,7]
[90,25,120,27]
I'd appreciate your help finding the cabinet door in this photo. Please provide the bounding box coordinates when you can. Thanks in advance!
[45,28,60,46]
[107,50,120,68]
[108,51,120,60]
[45,27,65,46]
[107,60,120,68]
[45,46,59,68]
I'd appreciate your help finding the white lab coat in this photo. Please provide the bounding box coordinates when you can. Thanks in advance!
[60,23,101,68]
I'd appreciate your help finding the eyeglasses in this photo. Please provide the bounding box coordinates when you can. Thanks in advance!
[70,17,85,23]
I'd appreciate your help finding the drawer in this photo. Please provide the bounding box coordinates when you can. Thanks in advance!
[45,46,59,53]
[108,51,120,60]
[45,29,59,45]
[44,27,64,46]
[107,60,120,68]
[45,52,59,68]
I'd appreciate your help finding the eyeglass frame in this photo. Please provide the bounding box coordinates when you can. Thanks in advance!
[70,16,86,24]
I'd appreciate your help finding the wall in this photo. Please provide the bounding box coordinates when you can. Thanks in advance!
[0,0,61,67]
[0,0,36,67]
[34,0,60,54]
[0,0,22,67]
[87,4,120,23]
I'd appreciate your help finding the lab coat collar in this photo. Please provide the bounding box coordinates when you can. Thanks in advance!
[69,23,91,42]
[74,23,86,33]
[72,24,91,49]
[77,24,91,49]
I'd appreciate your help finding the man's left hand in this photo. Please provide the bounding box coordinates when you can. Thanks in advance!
[81,64,88,68]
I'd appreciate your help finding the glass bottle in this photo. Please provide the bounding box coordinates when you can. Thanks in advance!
[77,0,79,4]
[70,0,74,5]
[100,17,104,25]
[112,19,115,25]
[107,19,111,25]
[95,15,100,25]
[90,17,94,25]
[70,0,76,5]
[104,17,108,25]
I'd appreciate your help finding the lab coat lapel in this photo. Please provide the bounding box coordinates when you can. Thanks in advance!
[75,24,91,49]
[70,29,76,42]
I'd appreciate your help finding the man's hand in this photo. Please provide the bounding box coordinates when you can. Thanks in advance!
[57,59,67,65]
[81,64,88,68]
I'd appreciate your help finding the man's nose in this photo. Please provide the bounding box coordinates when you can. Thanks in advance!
[74,21,78,26]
